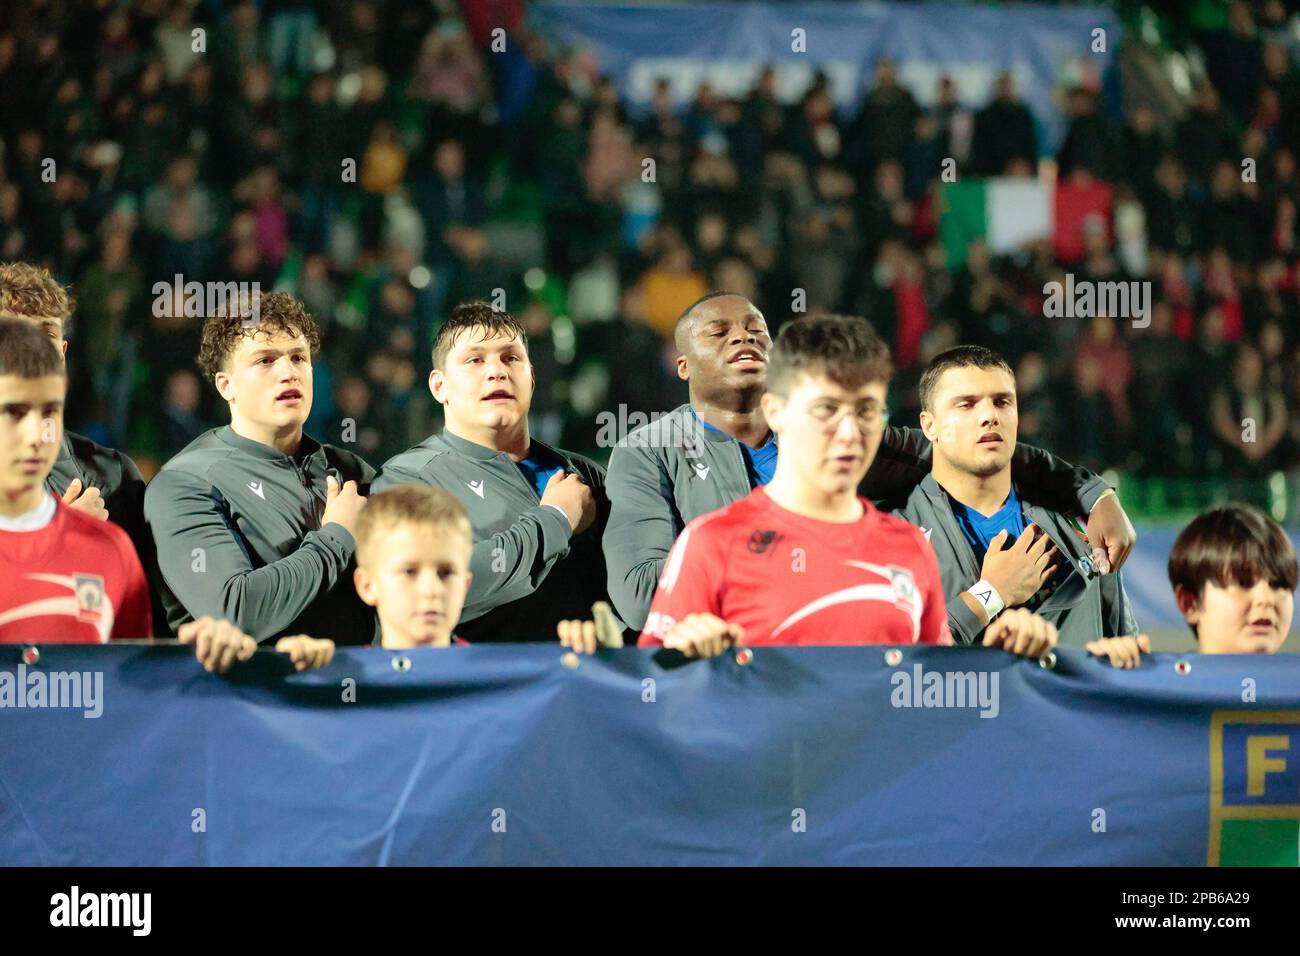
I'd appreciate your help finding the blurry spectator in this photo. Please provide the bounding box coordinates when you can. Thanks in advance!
[635,237,708,341]
[144,155,213,238]
[1210,343,1289,476]
[1202,161,1260,262]
[0,182,31,261]
[360,121,407,196]
[155,2,203,84]
[266,0,318,80]
[788,86,844,169]
[156,199,214,281]
[1202,246,1246,341]
[1058,87,1122,182]
[859,159,911,256]
[970,72,1037,176]
[297,72,344,254]
[214,2,266,94]
[236,166,290,274]
[950,238,1019,349]
[848,58,919,174]
[157,369,210,460]
[409,21,488,114]
[1175,82,1237,189]
[76,227,145,397]
[1070,349,1120,468]
[359,121,407,248]
[790,209,852,315]
[1121,104,1166,203]
[602,286,688,418]
[1075,315,1133,438]
[1130,301,1194,474]
[1200,1,1263,123]
[335,374,384,461]
[929,75,973,170]
[891,249,930,370]
[1014,352,1058,451]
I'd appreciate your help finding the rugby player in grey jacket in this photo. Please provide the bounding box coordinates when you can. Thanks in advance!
[373,301,609,643]
[144,293,376,644]
[896,345,1138,647]
[605,293,1137,630]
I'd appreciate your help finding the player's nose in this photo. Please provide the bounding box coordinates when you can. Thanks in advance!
[20,412,47,446]
[834,410,864,441]
[1248,578,1279,610]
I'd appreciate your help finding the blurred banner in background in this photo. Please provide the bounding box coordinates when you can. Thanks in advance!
[530,1,1121,150]
[3,644,1297,865]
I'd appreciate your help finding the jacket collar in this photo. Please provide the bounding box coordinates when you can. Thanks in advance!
[921,471,1026,512]
[216,425,322,462]
[438,427,568,465]
[685,403,775,446]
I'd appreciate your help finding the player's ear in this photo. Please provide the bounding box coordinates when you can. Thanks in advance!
[919,409,936,442]
[676,352,689,382]
[760,391,783,431]
[1174,584,1201,625]
[354,566,377,607]
[428,368,447,405]
[214,370,234,403]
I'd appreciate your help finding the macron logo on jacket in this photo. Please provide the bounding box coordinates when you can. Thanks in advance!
[248,481,265,500]
[467,479,485,499]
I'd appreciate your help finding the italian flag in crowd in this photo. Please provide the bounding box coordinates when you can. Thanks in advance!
[938,177,1113,268]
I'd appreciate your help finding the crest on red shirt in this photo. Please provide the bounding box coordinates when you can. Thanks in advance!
[889,566,918,615]
[74,574,106,626]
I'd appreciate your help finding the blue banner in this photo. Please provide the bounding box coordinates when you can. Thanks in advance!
[2,644,1298,865]
[529,1,1120,151]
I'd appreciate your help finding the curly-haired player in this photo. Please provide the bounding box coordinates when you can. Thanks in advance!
[143,291,378,646]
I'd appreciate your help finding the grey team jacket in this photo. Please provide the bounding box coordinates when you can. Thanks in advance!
[896,474,1138,648]
[604,403,1113,630]
[372,430,617,643]
[143,426,377,643]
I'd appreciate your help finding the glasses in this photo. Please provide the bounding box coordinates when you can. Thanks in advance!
[807,401,888,433]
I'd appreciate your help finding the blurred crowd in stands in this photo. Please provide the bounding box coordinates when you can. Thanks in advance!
[2,0,1300,485]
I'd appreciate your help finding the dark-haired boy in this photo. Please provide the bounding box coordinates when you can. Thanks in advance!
[373,301,617,643]
[0,318,151,642]
[1168,504,1295,652]
[144,293,377,644]
[637,314,1057,659]
[1089,504,1296,664]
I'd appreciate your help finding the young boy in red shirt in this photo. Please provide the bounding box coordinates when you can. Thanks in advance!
[0,318,150,642]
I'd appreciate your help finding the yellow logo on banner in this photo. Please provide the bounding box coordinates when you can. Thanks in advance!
[1208,710,1300,867]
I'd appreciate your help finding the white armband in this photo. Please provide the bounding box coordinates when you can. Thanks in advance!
[966,580,1005,621]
